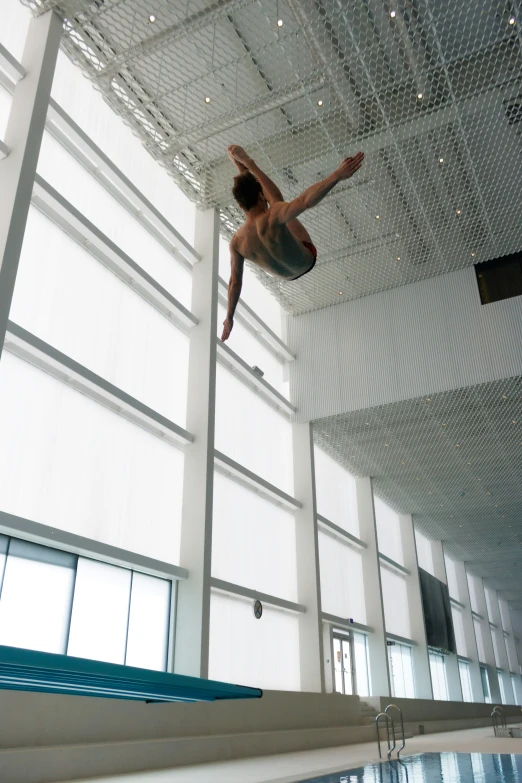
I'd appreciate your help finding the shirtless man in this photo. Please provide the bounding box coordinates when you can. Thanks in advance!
[221,144,364,341]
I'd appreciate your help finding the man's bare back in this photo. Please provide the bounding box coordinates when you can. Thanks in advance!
[221,145,364,341]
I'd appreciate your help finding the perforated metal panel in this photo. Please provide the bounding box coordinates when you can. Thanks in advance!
[23,0,522,314]
[313,376,522,607]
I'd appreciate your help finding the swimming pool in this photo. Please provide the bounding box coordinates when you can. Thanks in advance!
[298,752,522,782]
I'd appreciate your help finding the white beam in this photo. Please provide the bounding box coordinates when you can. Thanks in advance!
[322,614,373,635]
[400,514,433,699]
[0,42,26,90]
[317,513,367,551]
[379,551,410,576]
[293,422,324,692]
[4,321,193,449]
[32,176,198,334]
[355,477,391,697]
[216,340,295,418]
[210,578,305,615]
[0,11,62,360]
[0,510,188,581]
[214,450,301,512]
[174,208,220,678]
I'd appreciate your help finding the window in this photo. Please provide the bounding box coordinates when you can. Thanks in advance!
[0,535,172,669]
[429,651,449,700]
[314,447,359,536]
[480,665,491,704]
[452,607,467,658]
[475,253,522,305]
[467,574,480,615]
[0,353,184,565]
[511,674,520,706]
[353,632,371,697]
[333,634,354,695]
[458,659,473,702]
[208,591,300,691]
[381,568,411,640]
[318,533,365,623]
[498,670,508,705]
[474,618,486,663]
[444,556,460,601]
[415,531,435,575]
[374,497,403,565]
[492,630,501,667]
[388,642,415,698]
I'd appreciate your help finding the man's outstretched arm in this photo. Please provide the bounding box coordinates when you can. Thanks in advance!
[221,245,244,341]
[228,144,284,204]
[270,153,364,225]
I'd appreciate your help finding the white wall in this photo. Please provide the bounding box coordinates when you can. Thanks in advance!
[287,266,522,421]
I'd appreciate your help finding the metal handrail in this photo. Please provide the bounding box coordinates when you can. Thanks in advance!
[385,703,406,758]
[375,711,396,760]
[491,705,507,733]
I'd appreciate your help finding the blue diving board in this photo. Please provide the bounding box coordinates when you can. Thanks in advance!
[0,645,262,703]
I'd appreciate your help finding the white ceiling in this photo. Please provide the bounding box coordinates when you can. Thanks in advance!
[32,0,522,314]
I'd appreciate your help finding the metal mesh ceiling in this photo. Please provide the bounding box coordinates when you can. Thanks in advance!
[24,0,522,315]
[313,375,522,607]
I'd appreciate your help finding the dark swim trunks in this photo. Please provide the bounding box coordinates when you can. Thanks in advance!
[290,241,318,280]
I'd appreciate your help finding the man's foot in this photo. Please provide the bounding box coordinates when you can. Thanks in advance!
[228,144,250,173]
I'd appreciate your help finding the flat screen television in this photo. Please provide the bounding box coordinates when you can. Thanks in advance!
[419,567,456,653]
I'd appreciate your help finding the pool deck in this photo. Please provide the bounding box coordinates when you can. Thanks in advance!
[64,725,522,783]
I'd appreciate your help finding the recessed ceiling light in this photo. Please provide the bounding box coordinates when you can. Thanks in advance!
[338,290,343,295]
[513,420,517,424]
[439,157,444,164]
[375,214,381,220]
[148,13,156,22]
[390,10,396,18]
[277,18,284,27]
[204,96,211,103]
[471,252,476,257]
[417,92,423,100]
[317,99,324,107]
[396,256,401,261]
[456,209,462,215]
[456,444,460,447]
[442,423,446,426]
[503,394,507,399]
[385,443,389,447]
[508,16,516,25]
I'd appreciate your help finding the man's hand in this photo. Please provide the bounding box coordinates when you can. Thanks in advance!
[337,152,365,181]
[221,316,234,342]
[228,145,251,168]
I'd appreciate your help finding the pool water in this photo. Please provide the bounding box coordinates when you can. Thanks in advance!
[299,752,522,782]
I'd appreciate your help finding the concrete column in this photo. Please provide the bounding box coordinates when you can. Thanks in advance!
[469,571,502,703]
[174,208,219,678]
[452,556,484,702]
[322,622,334,693]
[292,422,324,692]
[355,477,390,697]
[0,11,61,357]
[433,540,462,702]
[399,514,432,699]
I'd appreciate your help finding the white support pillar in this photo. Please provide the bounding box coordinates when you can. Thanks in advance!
[174,208,219,678]
[469,571,502,703]
[0,11,62,356]
[432,540,462,702]
[293,423,324,692]
[399,514,432,699]
[355,477,390,697]
[503,602,522,704]
[452,556,484,702]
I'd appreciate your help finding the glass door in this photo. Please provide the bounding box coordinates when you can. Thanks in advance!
[333,633,355,695]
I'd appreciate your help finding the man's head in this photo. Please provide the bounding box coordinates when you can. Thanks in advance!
[232,171,265,212]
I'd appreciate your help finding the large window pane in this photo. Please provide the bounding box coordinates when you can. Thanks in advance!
[67,558,131,664]
[474,618,486,663]
[429,651,449,700]
[318,533,366,623]
[0,540,76,654]
[444,556,460,601]
[381,567,411,639]
[452,607,467,657]
[215,365,293,493]
[212,473,297,601]
[125,573,171,672]
[0,0,30,61]
[314,447,359,536]
[459,660,473,702]
[209,591,300,691]
[467,574,480,614]
[0,354,184,564]
[36,134,193,310]
[50,51,197,246]
[388,642,415,698]
[0,85,11,140]
[415,531,435,575]
[0,535,7,592]
[353,632,371,697]
[374,496,403,565]
[11,208,189,424]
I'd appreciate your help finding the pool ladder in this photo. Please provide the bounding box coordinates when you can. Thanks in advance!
[491,705,507,736]
[375,704,407,760]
